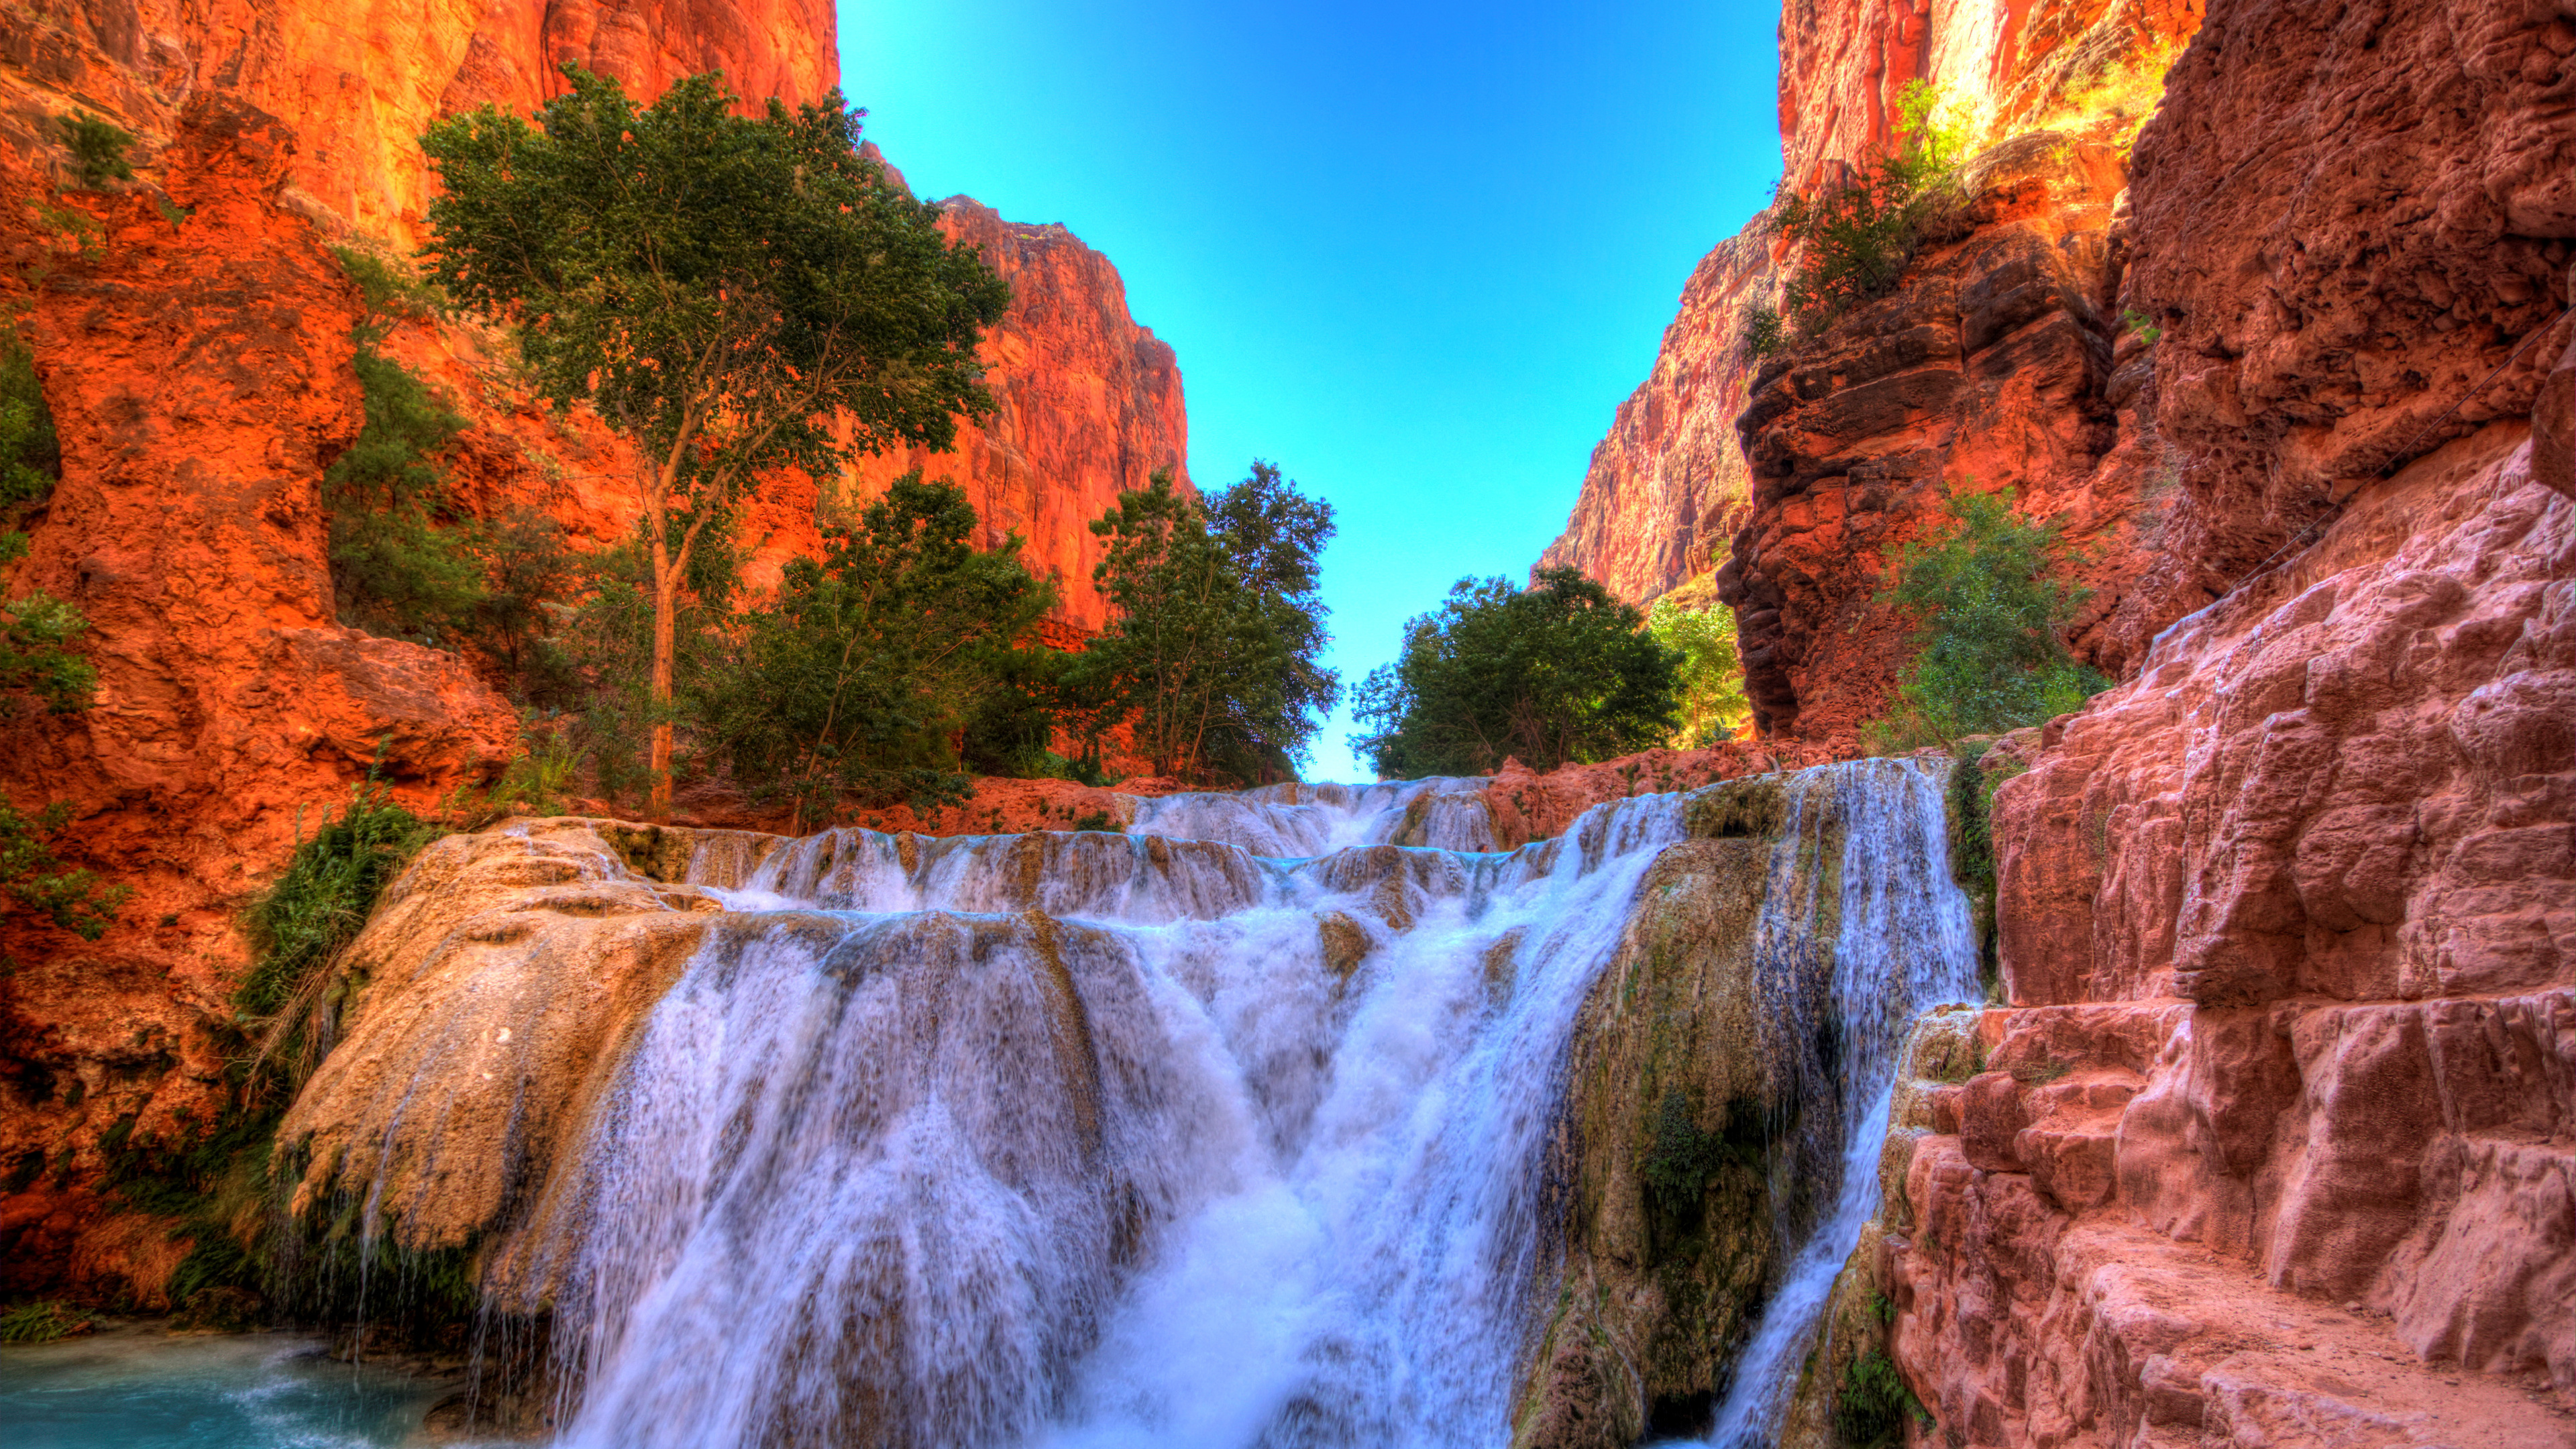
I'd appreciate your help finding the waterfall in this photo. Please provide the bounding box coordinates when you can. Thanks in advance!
[1701,759,1980,1448]
[294,758,1973,1448]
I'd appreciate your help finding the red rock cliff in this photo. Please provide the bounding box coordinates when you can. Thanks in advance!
[0,2,1189,1299]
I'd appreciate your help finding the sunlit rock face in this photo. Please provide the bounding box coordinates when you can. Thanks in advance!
[0,1,1190,1295]
[836,197,1194,633]
[1902,422,2576,1444]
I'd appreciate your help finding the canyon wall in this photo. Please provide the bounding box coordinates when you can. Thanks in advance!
[1542,0,2202,619]
[0,2,1189,1297]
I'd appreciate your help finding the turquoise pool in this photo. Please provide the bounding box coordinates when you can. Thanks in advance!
[0,1327,452,1448]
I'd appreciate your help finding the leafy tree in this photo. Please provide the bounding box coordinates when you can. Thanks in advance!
[1,330,60,511]
[421,66,1011,818]
[699,472,1053,826]
[1085,466,1339,783]
[1203,461,1340,780]
[1647,584,1751,747]
[1863,489,2107,751]
[1351,566,1680,778]
[556,515,745,806]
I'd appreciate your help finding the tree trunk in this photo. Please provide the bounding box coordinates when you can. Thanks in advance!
[649,537,680,822]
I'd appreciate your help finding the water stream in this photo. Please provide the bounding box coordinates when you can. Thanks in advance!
[286,760,1972,1449]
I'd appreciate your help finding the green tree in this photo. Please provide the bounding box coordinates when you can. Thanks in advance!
[1352,567,1680,778]
[1647,584,1751,747]
[700,472,1054,826]
[1864,489,2107,751]
[421,66,1011,819]
[1203,461,1340,781]
[1085,466,1340,783]
[325,351,486,643]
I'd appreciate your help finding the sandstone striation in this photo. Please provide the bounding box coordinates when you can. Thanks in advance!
[1882,423,2576,1441]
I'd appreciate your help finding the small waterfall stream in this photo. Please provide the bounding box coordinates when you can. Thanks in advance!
[302,761,1972,1449]
[1702,761,1980,1448]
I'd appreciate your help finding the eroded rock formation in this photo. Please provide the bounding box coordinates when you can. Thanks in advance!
[1883,420,2576,1444]
[0,0,1191,1300]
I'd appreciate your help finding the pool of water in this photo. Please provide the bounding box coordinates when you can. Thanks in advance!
[0,1326,453,1448]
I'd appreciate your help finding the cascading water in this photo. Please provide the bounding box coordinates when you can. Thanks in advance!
[1699,759,1980,1448]
[297,759,1972,1449]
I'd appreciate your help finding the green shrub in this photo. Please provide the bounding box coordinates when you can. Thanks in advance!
[1,329,60,511]
[1352,567,1680,777]
[1069,810,1122,834]
[56,112,134,188]
[0,1299,90,1343]
[1862,490,2106,752]
[1743,301,1786,360]
[329,246,444,341]
[238,773,429,1029]
[1648,583,1751,747]
[1836,1352,1931,1447]
[1774,80,1969,335]
[697,472,1052,826]
[326,352,485,644]
[2121,307,2162,345]
[1,797,129,940]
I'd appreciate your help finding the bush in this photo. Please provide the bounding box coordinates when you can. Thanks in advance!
[0,1299,91,1343]
[1774,80,1969,335]
[1647,582,1750,747]
[1,329,60,511]
[1743,302,1786,360]
[326,351,486,644]
[1836,1352,1931,1447]
[1085,464,1340,784]
[237,773,429,1047]
[1351,566,1680,777]
[1,797,129,941]
[1863,490,2106,752]
[697,472,1053,824]
[56,112,134,188]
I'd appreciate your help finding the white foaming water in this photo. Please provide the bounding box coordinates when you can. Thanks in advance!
[480,763,1966,1449]
[1701,760,1980,1449]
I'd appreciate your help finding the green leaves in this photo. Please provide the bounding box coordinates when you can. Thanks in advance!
[1352,566,1681,778]
[0,797,129,941]
[1866,489,2107,751]
[1647,586,1752,747]
[421,66,1009,500]
[1085,465,1340,783]
[698,472,1053,820]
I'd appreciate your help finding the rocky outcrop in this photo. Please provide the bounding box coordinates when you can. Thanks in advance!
[1880,422,2576,1441]
[0,1,839,243]
[0,99,520,1303]
[2114,0,2576,651]
[836,197,1193,632]
[1721,131,2156,742]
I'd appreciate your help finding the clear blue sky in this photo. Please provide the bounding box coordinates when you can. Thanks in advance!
[837,1,1784,784]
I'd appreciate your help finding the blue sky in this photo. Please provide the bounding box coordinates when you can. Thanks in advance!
[837,1,1784,783]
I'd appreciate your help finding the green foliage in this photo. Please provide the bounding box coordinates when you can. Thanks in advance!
[555,517,741,803]
[0,1299,90,1343]
[2121,307,2162,345]
[1743,301,1786,360]
[237,773,429,1038]
[422,66,1012,811]
[1863,490,2107,751]
[698,472,1054,823]
[0,328,60,512]
[326,352,486,645]
[1641,1089,1762,1219]
[1085,464,1340,783]
[1351,566,1679,778]
[56,112,134,188]
[329,246,445,343]
[0,797,129,939]
[1647,588,1750,747]
[1837,1352,1932,1447]
[0,580,94,716]
[1069,810,1122,834]
[1773,80,1968,335]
